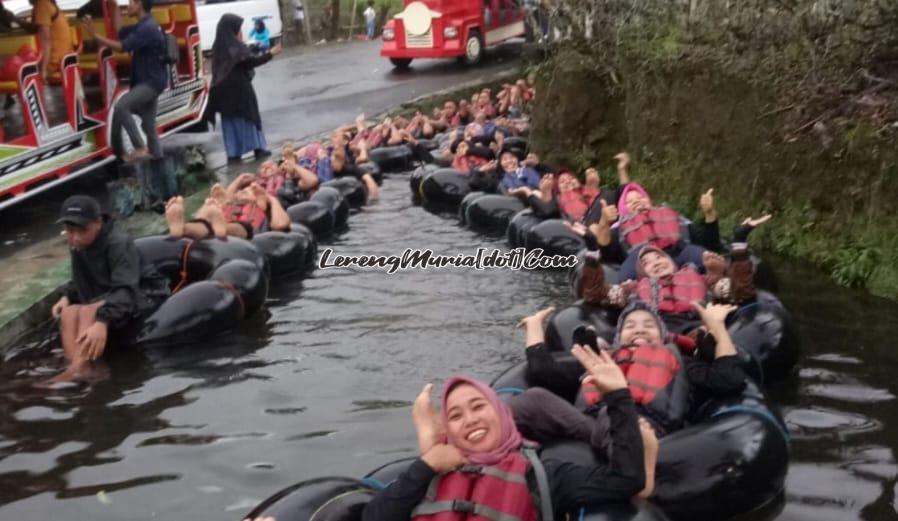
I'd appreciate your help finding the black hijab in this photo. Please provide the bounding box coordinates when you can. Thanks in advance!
[211,14,251,87]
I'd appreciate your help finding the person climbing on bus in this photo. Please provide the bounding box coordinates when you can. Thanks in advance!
[355,372,650,521]
[83,0,167,163]
[164,173,292,240]
[573,215,772,332]
[50,195,168,381]
[29,0,73,80]
[512,300,746,446]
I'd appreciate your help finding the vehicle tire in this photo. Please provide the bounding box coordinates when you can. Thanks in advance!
[390,57,412,69]
[461,29,483,65]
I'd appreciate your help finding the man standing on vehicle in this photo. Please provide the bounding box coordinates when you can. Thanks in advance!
[83,0,167,164]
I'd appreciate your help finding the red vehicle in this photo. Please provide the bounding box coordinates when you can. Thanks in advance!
[380,0,525,69]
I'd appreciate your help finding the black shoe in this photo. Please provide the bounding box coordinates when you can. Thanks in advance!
[254,149,272,160]
[227,156,242,164]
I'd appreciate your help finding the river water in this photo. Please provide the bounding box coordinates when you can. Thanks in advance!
[0,171,896,521]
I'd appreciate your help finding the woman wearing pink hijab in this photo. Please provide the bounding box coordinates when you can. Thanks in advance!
[583,152,723,280]
[361,367,647,521]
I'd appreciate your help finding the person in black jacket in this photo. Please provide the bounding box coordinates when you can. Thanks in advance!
[50,196,167,379]
[205,13,281,163]
[360,371,648,521]
[512,300,746,447]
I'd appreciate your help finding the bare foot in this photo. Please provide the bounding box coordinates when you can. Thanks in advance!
[165,196,185,237]
[209,183,228,205]
[249,183,269,209]
[42,360,110,386]
[202,199,228,239]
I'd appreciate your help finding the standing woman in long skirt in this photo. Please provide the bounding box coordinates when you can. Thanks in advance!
[207,13,281,163]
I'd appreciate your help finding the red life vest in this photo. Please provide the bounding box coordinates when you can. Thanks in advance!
[411,450,539,521]
[619,206,681,250]
[223,203,269,233]
[579,343,690,434]
[635,267,707,315]
[557,187,599,222]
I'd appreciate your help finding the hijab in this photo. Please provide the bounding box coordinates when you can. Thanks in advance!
[617,182,652,219]
[612,300,669,348]
[211,14,251,87]
[441,376,524,466]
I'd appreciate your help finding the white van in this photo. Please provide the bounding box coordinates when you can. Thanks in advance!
[194,0,282,51]
[6,0,282,51]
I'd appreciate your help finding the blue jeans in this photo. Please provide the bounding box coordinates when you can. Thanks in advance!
[367,20,375,39]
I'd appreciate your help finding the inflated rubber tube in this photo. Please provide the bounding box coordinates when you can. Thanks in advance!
[727,290,800,383]
[363,455,670,521]
[525,219,586,257]
[287,201,335,237]
[311,186,350,230]
[134,235,192,286]
[543,301,618,350]
[242,477,376,521]
[410,164,438,199]
[357,161,383,185]
[185,236,268,283]
[416,138,438,150]
[209,258,268,316]
[419,168,470,205]
[368,145,413,172]
[430,149,451,167]
[506,209,543,249]
[464,194,526,233]
[135,280,245,347]
[458,191,488,225]
[252,226,316,278]
[291,223,318,271]
[491,364,789,521]
[322,177,367,209]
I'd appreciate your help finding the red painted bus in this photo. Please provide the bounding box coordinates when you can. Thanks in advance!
[380,0,525,69]
[0,0,208,210]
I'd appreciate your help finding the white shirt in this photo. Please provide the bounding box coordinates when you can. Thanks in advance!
[364,6,376,23]
[293,0,304,21]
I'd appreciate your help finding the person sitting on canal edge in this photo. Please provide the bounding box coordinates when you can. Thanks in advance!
[50,195,169,381]
[83,0,167,164]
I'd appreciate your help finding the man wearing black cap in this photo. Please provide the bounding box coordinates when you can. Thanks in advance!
[50,195,164,376]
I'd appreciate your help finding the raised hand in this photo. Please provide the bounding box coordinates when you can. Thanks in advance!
[572,345,628,393]
[517,306,555,329]
[691,301,736,331]
[599,199,619,224]
[413,383,443,454]
[700,188,715,213]
[742,214,772,228]
[421,443,465,473]
[585,167,600,186]
[614,152,630,170]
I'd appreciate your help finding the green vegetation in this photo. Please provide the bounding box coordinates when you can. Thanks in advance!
[524,2,898,297]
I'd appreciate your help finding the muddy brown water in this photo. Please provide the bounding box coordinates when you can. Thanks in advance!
[0,172,896,521]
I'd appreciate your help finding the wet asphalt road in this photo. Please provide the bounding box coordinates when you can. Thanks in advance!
[0,39,521,261]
